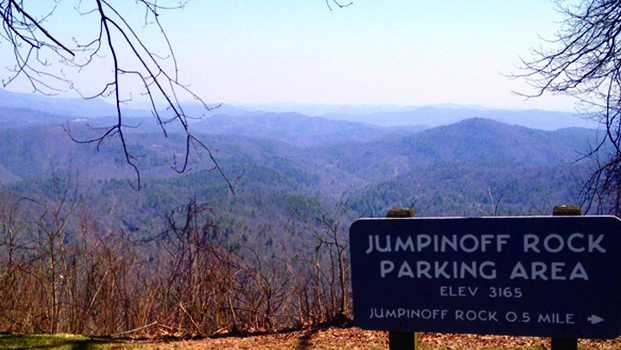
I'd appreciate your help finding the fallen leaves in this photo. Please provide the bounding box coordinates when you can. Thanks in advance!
[116,327,621,349]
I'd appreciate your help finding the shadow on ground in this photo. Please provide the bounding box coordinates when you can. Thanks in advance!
[0,334,122,350]
[295,313,355,350]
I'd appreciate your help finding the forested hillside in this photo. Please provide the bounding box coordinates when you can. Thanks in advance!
[0,97,600,337]
[0,117,595,218]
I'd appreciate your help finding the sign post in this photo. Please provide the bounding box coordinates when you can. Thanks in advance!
[349,214,621,340]
[386,208,418,350]
[551,205,582,350]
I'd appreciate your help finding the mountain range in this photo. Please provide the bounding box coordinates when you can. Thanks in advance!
[0,88,605,237]
[0,88,599,131]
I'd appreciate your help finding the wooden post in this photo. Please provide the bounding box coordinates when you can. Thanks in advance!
[386,208,418,350]
[389,331,418,350]
[552,205,582,216]
[551,205,581,350]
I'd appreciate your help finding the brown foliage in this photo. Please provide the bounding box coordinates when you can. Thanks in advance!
[0,181,351,337]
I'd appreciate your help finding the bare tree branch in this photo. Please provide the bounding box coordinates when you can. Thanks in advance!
[517,0,621,215]
[0,1,229,190]
[326,0,353,11]
[0,1,347,190]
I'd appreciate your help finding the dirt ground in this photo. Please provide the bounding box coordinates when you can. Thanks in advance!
[120,328,621,350]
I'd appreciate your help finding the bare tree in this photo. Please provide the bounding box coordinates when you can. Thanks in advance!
[0,1,236,190]
[292,203,351,322]
[518,0,621,214]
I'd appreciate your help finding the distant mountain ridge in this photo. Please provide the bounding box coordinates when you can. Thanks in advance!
[0,88,137,118]
[320,106,598,130]
[0,88,600,131]
[0,116,596,185]
[317,118,596,183]
[191,112,426,146]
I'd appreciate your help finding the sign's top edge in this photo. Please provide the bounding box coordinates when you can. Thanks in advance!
[354,215,621,220]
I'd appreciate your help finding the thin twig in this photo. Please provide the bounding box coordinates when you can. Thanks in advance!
[111,321,158,337]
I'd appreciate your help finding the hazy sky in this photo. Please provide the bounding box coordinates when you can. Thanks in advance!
[3,1,578,111]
